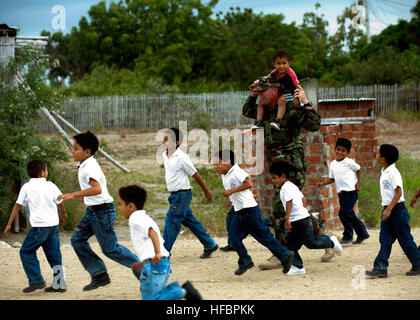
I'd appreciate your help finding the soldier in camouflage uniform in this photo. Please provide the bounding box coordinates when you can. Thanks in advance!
[242,75,335,269]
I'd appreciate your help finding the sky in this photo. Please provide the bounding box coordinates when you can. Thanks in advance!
[0,0,417,37]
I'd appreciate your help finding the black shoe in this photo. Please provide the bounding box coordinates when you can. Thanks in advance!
[220,244,235,252]
[340,238,353,244]
[199,244,219,259]
[83,272,111,291]
[182,281,203,300]
[406,267,420,276]
[22,282,46,293]
[270,119,283,131]
[353,234,370,244]
[234,262,254,276]
[44,286,66,293]
[365,269,388,278]
[251,120,264,129]
[281,252,294,274]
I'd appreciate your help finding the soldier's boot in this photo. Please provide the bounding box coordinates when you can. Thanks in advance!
[321,248,336,262]
[258,255,282,270]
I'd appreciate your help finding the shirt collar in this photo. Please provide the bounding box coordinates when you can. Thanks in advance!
[29,178,46,183]
[77,156,94,169]
[166,147,183,159]
[225,164,238,176]
[382,163,395,174]
[129,210,146,222]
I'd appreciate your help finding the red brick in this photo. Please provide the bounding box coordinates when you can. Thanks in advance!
[321,188,329,198]
[362,124,375,131]
[310,144,322,154]
[361,132,375,139]
[306,155,322,165]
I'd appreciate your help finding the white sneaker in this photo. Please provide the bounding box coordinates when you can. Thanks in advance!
[286,265,306,276]
[330,236,343,256]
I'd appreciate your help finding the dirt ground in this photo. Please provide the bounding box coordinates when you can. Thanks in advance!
[1,117,420,301]
[1,227,419,300]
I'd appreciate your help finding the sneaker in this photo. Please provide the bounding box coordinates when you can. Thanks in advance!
[182,281,203,300]
[22,282,46,293]
[199,244,219,259]
[251,120,264,129]
[353,234,370,244]
[340,238,353,245]
[281,252,295,274]
[83,272,111,291]
[270,119,282,131]
[258,255,282,270]
[406,267,420,276]
[234,261,254,276]
[286,265,306,276]
[330,236,343,256]
[220,244,235,252]
[320,248,336,262]
[44,286,66,293]
[366,269,388,278]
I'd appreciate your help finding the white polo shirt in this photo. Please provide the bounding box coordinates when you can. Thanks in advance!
[221,164,257,211]
[129,210,170,262]
[77,156,113,206]
[279,181,310,222]
[329,157,361,193]
[380,163,405,206]
[16,178,62,227]
[163,148,197,192]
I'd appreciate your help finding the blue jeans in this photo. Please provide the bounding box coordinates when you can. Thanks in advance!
[285,217,333,268]
[338,190,369,240]
[373,202,420,270]
[71,204,141,278]
[228,205,291,268]
[163,190,216,252]
[139,257,186,300]
[20,225,64,286]
[226,206,235,246]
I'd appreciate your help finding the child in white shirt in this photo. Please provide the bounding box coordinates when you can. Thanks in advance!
[161,127,218,258]
[118,185,202,300]
[317,137,370,244]
[3,160,67,293]
[214,150,294,276]
[366,144,420,278]
[271,162,342,275]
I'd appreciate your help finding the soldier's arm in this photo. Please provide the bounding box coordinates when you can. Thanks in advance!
[242,94,258,119]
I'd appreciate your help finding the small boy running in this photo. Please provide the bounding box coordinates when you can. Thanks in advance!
[58,131,141,290]
[161,128,218,258]
[3,160,67,293]
[270,162,342,275]
[366,144,420,278]
[118,185,202,300]
[214,149,294,276]
[317,138,370,244]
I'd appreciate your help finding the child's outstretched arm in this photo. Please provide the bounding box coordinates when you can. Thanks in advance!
[222,178,252,198]
[382,186,403,221]
[58,202,67,221]
[57,178,102,201]
[355,169,361,191]
[192,172,212,201]
[148,228,162,264]
[410,188,420,208]
[3,203,22,237]
[316,178,334,187]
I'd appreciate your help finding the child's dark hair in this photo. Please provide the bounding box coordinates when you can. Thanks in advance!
[215,149,235,165]
[379,144,399,165]
[73,131,99,155]
[118,185,147,210]
[273,50,290,61]
[166,127,183,144]
[269,162,291,178]
[27,160,47,178]
[335,137,352,153]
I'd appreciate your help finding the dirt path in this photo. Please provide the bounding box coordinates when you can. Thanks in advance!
[1,227,419,300]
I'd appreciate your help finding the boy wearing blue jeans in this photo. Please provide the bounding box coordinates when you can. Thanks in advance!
[161,128,218,258]
[118,185,202,300]
[3,160,67,293]
[270,162,343,275]
[317,138,370,244]
[58,131,141,290]
[366,144,420,278]
[214,149,294,276]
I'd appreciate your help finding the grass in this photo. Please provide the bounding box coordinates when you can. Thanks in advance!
[358,154,420,228]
